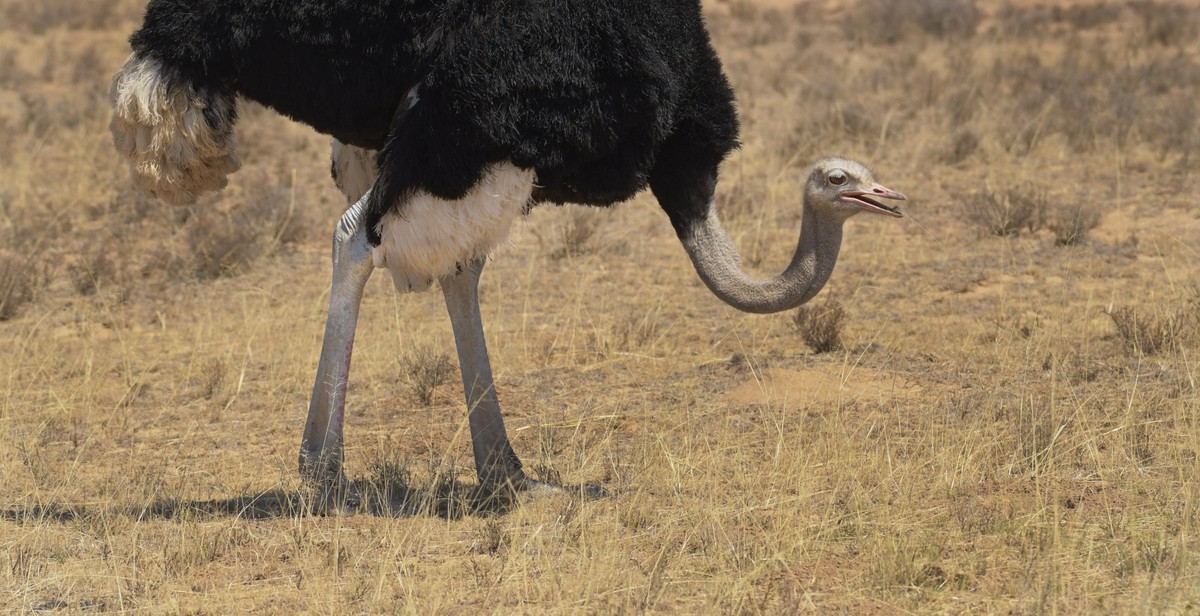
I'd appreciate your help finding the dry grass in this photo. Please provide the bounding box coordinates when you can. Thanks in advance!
[792,299,848,353]
[842,0,983,43]
[544,206,604,260]
[0,218,51,321]
[964,182,1047,237]
[2,0,1200,612]
[1045,201,1103,246]
[1107,306,1190,355]
[402,346,455,407]
[0,246,46,321]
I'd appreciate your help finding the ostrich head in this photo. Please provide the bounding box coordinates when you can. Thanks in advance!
[803,157,906,222]
[680,156,906,314]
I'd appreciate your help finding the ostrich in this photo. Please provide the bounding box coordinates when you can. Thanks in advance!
[109,0,907,504]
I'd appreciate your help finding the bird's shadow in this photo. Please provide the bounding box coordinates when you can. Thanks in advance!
[1,476,607,525]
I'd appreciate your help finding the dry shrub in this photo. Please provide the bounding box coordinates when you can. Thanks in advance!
[1132,1,1200,46]
[713,177,768,222]
[592,304,664,358]
[1130,52,1200,160]
[472,517,510,555]
[550,207,602,260]
[358,452,414,516]
[1094,52,1200,155]
[21,91,107,135]
[1015,402,1064,476]
[940,131,980,166]
[34,39,110,88]
[94,185,173,227]
[182,173,310,280]
[1148,91,1200,165]
[1107,306,1188,355]
[777,100,886,163]
[793,299,847,353]
[0,49,28,89]
[1045,202,1101,247]
[68,249,117,297]
[962,183,1045,237]
[728,1,760,21]
[995,4,1122,37]
[241,174,313,247]
[417,460,471,519]
[1057,4,1124,30]
[0,250,43,320]
[723,5,790,47]
[1122,420,1157,467]
[185,208,263,280]
[403,346,454,407]
[612,311,662,352]
[1054,85,1103,153]
[1008,43,1116,154]
[825,102,882,145]
[843,0,980,44]
[0,212,50,319]
[197,358,227,400]
[983,42,1197,156]
[69,45,109,88]
[942,84,981,125]
[0,0,125,34]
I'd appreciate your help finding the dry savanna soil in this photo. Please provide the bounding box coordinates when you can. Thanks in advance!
[3,0,1200,613]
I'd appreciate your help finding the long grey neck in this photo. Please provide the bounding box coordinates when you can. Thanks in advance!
[680,204,845,314]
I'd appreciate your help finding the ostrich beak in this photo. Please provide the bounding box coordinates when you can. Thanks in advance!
[839,184,907,218]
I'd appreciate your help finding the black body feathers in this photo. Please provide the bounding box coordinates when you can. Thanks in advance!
[130,0,739,242]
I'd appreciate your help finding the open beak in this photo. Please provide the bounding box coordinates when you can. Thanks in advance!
[839,184,907,218]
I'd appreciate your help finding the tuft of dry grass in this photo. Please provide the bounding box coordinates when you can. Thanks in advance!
[403,346,455,407]
[842,0,981,43]
[185,207,265,280]
[963,183,1046,237]
[197,358,228,400]
[940,130,980,166]
[792,299,847,353]
[0,0,131,35]
[182,173,310,280]
[1132,1,1200,46]
[1107,306,1189,355]
[1046,201,1102,246]
[357,452,414,516]
[549,207,602,260]
[67,248,116,297]
[0,251,44,321]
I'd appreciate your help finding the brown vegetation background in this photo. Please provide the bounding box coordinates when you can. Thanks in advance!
[2,0,1200,612]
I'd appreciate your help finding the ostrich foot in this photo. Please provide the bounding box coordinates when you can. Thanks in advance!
[475,473,609,508]
[299,453,359,515]
[525,479,609,501]
[308,481,361,516]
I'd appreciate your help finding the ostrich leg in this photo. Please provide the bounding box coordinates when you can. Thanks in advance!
[440,259,527,491]
[299,198,375,507]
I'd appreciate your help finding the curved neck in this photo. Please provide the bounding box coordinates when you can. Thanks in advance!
[680,205,845,314]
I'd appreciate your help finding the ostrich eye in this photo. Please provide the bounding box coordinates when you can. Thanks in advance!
[827,170,848,186]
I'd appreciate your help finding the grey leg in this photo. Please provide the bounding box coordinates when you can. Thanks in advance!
[440,259,528,490]
[299,198,375,505]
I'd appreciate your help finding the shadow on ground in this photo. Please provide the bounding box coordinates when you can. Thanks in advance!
[1,481,502,524]
[1,476,607,524]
